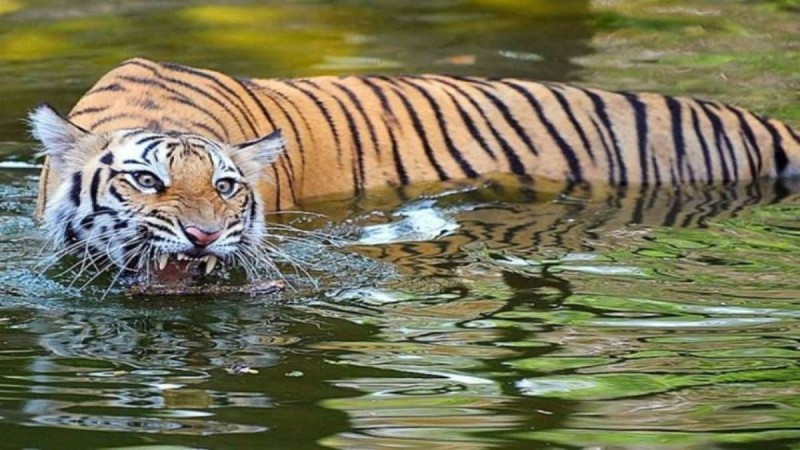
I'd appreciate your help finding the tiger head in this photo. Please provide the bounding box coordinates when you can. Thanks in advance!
[29,104,284,282]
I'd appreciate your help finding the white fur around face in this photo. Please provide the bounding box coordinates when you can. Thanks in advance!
[28,104,92,175]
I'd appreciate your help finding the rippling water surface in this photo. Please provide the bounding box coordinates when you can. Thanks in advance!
[1,1,800,449]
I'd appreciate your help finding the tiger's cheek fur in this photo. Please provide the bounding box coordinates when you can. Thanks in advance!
[44,166,142,267]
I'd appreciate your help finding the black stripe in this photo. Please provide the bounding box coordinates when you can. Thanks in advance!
[276,156,296,205]
[650,153,662,186]
[698,101,738,181]
[725,106,761,180]
[165,93,230,140]
[86,83,125,95]
[397,77,478,178]
[544,84,596,163]
[69,172,82,206]
[282,80,345,167]
[161,62,261,136]
[589,117,616,185]
[580,88,628,185]
[502,80,583,182]
[469,83,540,157]
[149,211,173,222]
[244,81,308,197]
[377,77,449,181]
[433,77,525,175]
[621,92,650,186]
[358,77,409,185]
[187,121,225,142]
[125,60,250,138]
[79,215,95,229]
[440,75,497,88]
[147,220,175,235]
[739,130,761,180]
[300,79,366,191]
[788,126,800,149]
[121,159,151,166]
[117,75,228,139]
[665,96,688,184]
[433,83,497,160]
[327,80,382,191]
[443,90,500,160]
[141,140,162,162]
[332,80,383,159]
[108,185,125,204]
[69,106,109,119]
[121,129,149,139]
[134,135,162,146]
[88,112,140,131]
[100,152,114,165]
[248,80,310,165]
[248,192,258,224]
[233,78,279,131]
[756,117,789,175]
[89,169,103,211]
[688,105,717,183]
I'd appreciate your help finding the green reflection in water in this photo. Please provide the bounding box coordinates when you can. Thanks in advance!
[515,429,800,448]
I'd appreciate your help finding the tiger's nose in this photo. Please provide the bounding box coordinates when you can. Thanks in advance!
[183,225,222,247]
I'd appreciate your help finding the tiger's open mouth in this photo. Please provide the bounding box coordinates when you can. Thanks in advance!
[152,253,221,282]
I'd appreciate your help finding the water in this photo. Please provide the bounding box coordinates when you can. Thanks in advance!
[1,1,800,448]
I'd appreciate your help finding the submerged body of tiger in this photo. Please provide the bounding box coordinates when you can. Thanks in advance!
[30,58,800,283]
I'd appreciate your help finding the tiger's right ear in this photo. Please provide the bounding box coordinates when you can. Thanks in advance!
[28,103,91,173]
[228,129,285,182]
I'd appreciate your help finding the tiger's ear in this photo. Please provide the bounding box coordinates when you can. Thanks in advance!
[28,103,91,173]
[228,129,285,181]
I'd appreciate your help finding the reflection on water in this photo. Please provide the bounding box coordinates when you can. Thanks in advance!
[1,0,800,449]
[4,172,800,448]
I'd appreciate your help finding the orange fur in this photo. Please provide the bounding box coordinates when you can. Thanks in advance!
[36,57,800,218]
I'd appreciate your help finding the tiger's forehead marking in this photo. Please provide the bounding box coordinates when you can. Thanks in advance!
[109,130,240,186]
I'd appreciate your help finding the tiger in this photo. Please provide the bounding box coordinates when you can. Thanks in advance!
[29,57,800,283]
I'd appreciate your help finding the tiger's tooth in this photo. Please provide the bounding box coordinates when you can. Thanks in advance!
[157,254,169,270]
[205,255,218,275]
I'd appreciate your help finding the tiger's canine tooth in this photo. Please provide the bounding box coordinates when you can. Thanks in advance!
[205,255,218,274]
[157,254,169,270]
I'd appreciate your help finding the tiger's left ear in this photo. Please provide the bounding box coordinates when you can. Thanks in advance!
[228,129,285,181]
[28,103,92,174]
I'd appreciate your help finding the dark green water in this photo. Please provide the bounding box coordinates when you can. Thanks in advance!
[1,1,800,449]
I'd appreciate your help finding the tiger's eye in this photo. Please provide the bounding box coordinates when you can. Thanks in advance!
[133,171,160,190]
[215,178,236,196]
